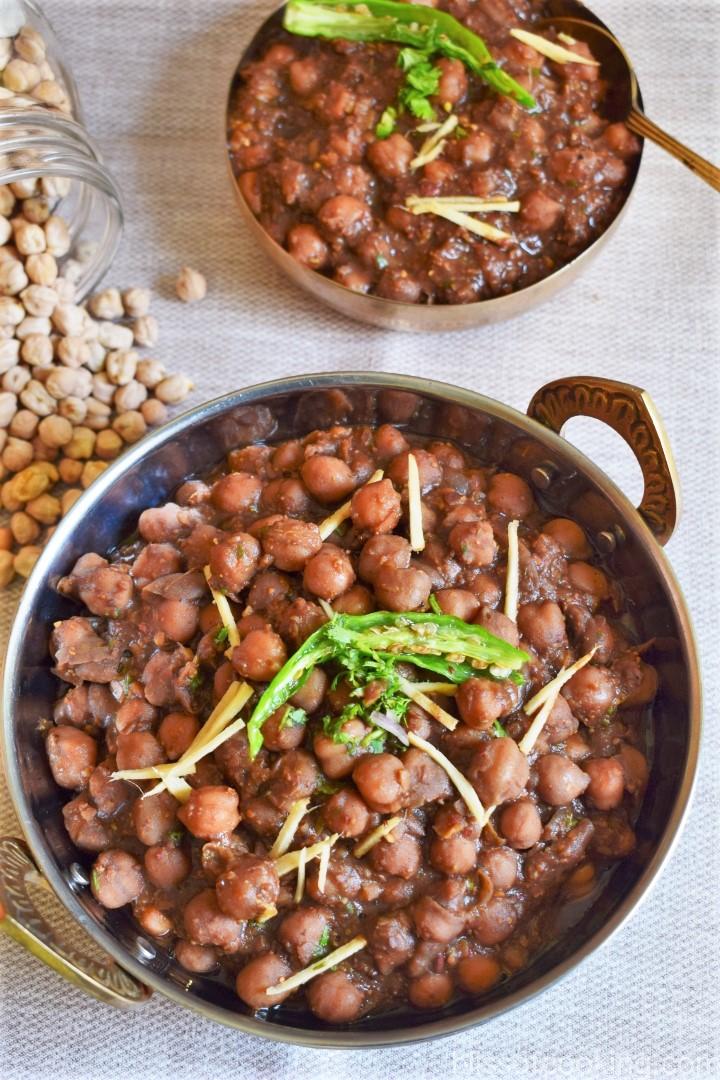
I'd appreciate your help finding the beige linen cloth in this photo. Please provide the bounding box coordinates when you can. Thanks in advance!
[1,2,719,1077]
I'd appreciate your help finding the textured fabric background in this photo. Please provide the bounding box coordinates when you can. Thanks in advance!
[1,2,719,1077]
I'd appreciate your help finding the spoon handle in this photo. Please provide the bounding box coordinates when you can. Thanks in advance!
[627,107,720,191]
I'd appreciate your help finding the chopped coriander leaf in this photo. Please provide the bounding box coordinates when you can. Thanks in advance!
[399,85,436,121]
[398,45,430,71]
[312,926,332,959]
[375,105,397,139]
[279,705,308,730]
[405,60,441,95]
[188,672,204,692]
[492,719,507,738]
[213,625,230,646]
[454,125,468,138]
[376,254,389,270]
[168,828,184,845]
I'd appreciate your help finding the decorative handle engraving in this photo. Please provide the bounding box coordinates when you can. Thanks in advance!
[0,836,149,1007]
[528,377,679,545]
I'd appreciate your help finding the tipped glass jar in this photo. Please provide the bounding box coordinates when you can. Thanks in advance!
[0,0,122,298]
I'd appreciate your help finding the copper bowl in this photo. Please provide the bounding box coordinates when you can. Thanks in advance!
[226,5,644,332]
[0,373,699,1046]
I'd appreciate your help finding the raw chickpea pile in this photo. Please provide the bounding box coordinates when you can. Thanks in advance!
[0,237,195,586]
[0,19,207,588]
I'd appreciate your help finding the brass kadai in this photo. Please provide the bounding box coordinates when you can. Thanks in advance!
[0,372,700,1047]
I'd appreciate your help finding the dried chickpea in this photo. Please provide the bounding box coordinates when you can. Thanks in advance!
[112,410,146,443]
[45,366,92,400]
[26,492,61,525]
[0,390,18,426]
[0,344,21,377]
[32,461,59,482]
[41,178,71,199]
[136,358,165,388]
[91,372,115,404]
[53,276,76,304]
[132,314,158,347]
[0,259,28,295]
[84,339,105,372]
[140,398,167,426]
[0,186,15,216]
[154,375,193,405]
[64,426,95,460]
[14,545,42,578]
[3,365,31,394]
[44,215,71,256]
[20,283,57,317]
[0,217,11,247]
[32,79,65,107]
[0,429,6,453]
[51,302,84,337]
[16,315,51,340]
[10,178,39,200]
[0,549,15,587]
[22,195,51,225]
[175,266,206,303]
[114,380,147,413]
[13,220,46,256]
[84,397,111,431]
[15,27,47,64]
[38,414,73,448]
[25,251,57,285]
[58,457,83,484]
[2,437,34,472]
[87,287,123,320]
[21,333,53,367]
[31,436,58,463]
[8,409,38,440]
[10,510,40,544]
[3,59,40,93]
[20,379,55,416]
[95,429,123,460]
[0,525,13,550]
[6,463,50,502]
[57,396,87,424]
[0,297,24,327]
[59,259,82,285]
[61,487,82,514]
[122,287,150,318]
[1,480,22,512]
[97,321,133,350]
[105,348,137,386]
[81,459,108,488]
[55,336,89,368]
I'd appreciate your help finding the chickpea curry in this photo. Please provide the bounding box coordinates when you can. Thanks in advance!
[228,0,641,306]
[46,419,655,1024]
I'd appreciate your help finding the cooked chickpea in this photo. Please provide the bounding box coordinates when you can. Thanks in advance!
[10,510,40,545]
[176,786,241,839]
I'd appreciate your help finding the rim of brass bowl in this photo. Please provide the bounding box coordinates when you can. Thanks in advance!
[225,5,645,332]
[1,373,699,1047]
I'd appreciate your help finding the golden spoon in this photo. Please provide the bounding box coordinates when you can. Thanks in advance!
[540,5,720,191]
